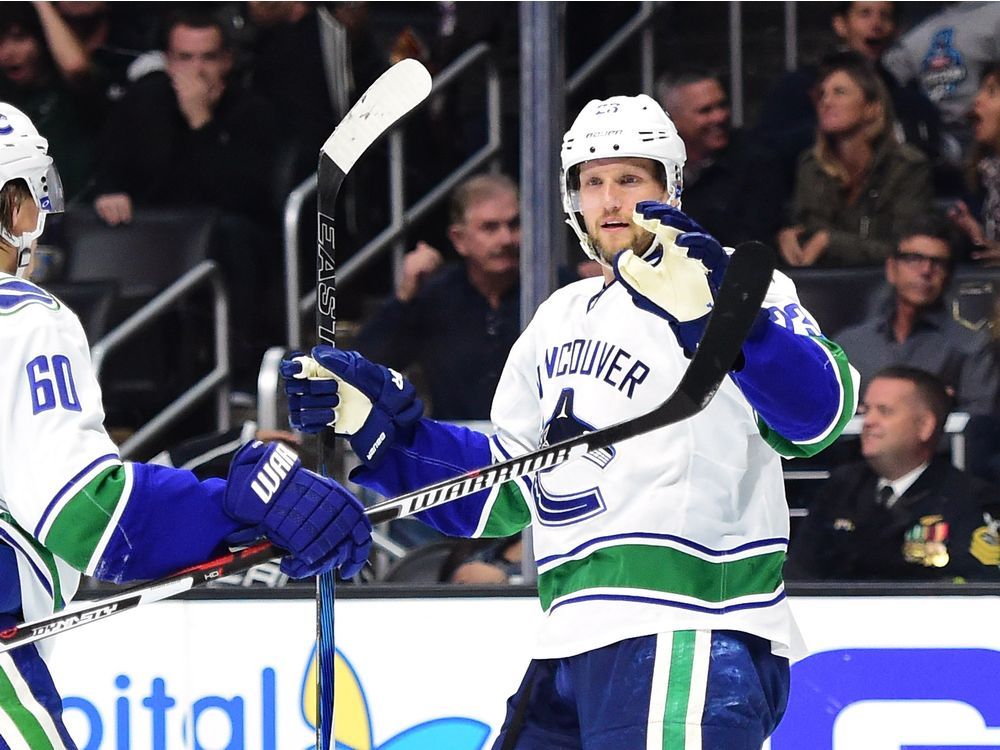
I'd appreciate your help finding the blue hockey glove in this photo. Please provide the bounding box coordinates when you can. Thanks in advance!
[223,441,372,579]
[281,347,424,467]
[614,202,731,354]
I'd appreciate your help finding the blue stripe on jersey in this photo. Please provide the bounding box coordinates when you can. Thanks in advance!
[90,463,238,583]
[732,316,843,443]
[0,279,58,315]
[549,589,787,615]
[0,530,52,601]
[0,613,78,749]
[349,418,493,537]
[0,545,19,614]
[535,531,788,568]
[34,453,119,538]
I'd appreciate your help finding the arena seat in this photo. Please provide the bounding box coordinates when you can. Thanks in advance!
[783,266,889,338]
[46,280,119,342]
[59,207,222,433]
[62,206,218,304]
[382,540,465,584]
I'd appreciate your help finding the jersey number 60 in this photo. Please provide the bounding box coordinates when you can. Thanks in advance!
[27,354,81,415]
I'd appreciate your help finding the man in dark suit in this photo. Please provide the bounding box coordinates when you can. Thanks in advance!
[787,365,1000,580]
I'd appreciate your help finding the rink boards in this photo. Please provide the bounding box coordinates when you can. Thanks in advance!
[48,590,1000,749]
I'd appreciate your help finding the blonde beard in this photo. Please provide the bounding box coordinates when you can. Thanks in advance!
[590,228,656,265]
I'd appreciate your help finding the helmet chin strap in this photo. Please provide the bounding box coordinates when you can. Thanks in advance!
[14,244,31,278]
[5,212,45,278]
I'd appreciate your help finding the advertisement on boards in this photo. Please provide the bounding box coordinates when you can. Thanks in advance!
[47,594,1000,749]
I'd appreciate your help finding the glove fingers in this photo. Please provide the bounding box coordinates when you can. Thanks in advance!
[310,346,361,382]
[639,203,704,234]
[278,357,304,378]
[288,392,340,409]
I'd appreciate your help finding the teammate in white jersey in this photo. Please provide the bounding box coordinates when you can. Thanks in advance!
[283,95,859,749]
[0,103,372,750]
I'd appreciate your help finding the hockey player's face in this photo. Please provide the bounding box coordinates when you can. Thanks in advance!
[577,158,668,263]
[0,194,38,274]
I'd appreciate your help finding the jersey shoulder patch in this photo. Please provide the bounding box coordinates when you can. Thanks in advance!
[0,277,60,316]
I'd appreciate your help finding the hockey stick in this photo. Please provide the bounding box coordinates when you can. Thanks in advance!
[314,58,432,750]
[0,240,775,656]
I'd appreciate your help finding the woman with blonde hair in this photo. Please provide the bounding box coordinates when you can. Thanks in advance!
[779,51,932,266]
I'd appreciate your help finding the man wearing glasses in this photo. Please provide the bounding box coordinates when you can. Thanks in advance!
[837,216,999,415]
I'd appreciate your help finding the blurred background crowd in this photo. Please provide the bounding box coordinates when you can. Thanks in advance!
[14,0,1000,586]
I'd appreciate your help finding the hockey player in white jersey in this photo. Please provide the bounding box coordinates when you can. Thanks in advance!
[0,104,372,750]
[283,94,858,749]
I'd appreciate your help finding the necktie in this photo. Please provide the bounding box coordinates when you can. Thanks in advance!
[877,484,895,508]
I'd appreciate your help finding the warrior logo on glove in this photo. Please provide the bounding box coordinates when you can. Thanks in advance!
[251,442,299,503]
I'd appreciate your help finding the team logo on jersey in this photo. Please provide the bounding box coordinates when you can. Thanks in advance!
[919,28,967,101]
[0,278,59,315]
[533,388,611,526]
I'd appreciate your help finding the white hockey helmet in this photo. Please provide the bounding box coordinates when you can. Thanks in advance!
[0,103,65,276]
[560,94,686,261]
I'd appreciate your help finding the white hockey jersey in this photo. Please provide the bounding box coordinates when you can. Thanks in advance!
[473,271,854,660]
[0,276,120,632]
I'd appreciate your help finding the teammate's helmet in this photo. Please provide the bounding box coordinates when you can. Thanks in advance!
[0,103,65,276]
[560,94,686,262]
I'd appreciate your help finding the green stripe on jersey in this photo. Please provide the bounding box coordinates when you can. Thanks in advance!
[758,336,856,458]
[480,482,531,538]
[0,658,57,750]
[0,513,64,611]
[537,542,784,611]
[43,465,128,572]
[663,631,696,749]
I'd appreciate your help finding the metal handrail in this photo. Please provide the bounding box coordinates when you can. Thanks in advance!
[91,260,230,459]
[283,42,502,349]
[565,2,660,96]
[283,173,317,352]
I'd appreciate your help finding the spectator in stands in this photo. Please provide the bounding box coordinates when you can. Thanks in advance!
[655,68,785,248]
[786,366,1000,581]
[246,1,385,164]
[442,535,524,584]
[91,10,276,225]
[0,2,102,200]
[51,2,161,107]
[883,2,1000,160]
[758,2,944,194]
[91,9,281,391]
[778,51,933,267]
[354,173,520,421]
[837,216,999,415]
[947,62,1000,264]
